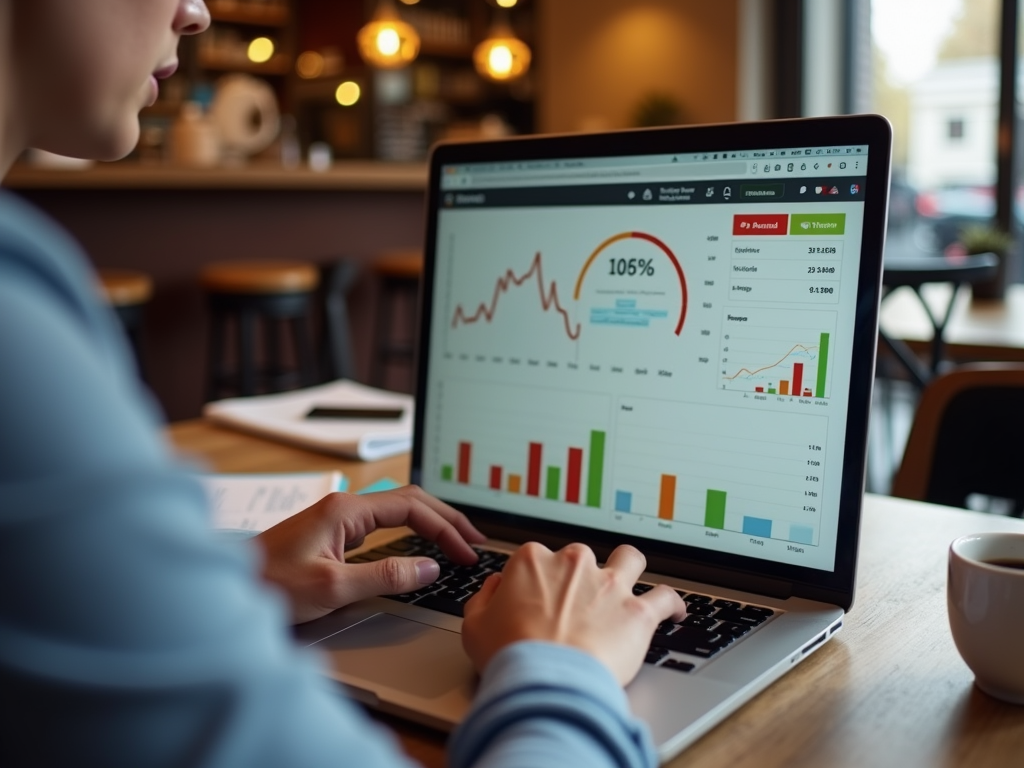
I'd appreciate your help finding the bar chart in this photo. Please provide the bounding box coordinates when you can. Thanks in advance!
[434,379,611,509]
[719,307,837,398]
[610,395,827,545]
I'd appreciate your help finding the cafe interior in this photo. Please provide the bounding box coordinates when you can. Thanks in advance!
[5,1,1024,764]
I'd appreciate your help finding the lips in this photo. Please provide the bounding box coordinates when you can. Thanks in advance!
[153,62,179,80]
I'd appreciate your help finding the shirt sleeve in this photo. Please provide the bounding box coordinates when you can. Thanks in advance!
[0,194,654,768]
[450,642,657,768]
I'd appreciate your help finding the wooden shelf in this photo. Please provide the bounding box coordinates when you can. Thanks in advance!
[198,53,291,75]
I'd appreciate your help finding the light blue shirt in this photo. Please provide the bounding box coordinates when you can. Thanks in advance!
[0,191,656,768]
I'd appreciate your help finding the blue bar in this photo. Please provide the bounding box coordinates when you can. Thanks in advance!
[742,516,773,538]
[790,524,814,545]
[614,490,632,513]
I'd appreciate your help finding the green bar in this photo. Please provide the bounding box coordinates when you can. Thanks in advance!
[586,430,606,507]
[545,466,561,500]
[789,212,846,235]
[705,489,726,529]
[816,332,830,397]
[441,464,453,481]
[767,388,776,394]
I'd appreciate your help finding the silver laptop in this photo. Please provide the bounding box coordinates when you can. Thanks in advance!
[295,115,892,762]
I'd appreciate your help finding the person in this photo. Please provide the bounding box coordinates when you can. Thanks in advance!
[0,2,687,766]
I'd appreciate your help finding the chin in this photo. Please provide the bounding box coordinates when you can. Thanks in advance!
[38,121,141,163]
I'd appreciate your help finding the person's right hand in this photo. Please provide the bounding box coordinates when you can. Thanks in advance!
[461,542,687,686]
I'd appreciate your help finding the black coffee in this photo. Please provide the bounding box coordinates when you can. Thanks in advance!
[983,558,1024,571]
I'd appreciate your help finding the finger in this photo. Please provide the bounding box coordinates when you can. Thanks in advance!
[602,544,648,584]
[331,557,441,605]
[638,584,688,623]
[347,491,483,565]
[401,486,487,545]
[463,572,502,620]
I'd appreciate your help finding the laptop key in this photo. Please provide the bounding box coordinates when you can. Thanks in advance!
[650,627,722,654]
[644,646,669,664]
[661,659,696,673]
[633,583,654,595]
[742,606,775,618]
[717,621,752,638]
[680,615,718,630]
[684,593,712,604]
[685,603,716,617]
[655,620,677,635]
[712,599,742,610]
[712,608,768,626]
[414,594,466,617]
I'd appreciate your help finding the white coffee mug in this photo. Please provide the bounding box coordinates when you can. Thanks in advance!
[947,532,1024,704]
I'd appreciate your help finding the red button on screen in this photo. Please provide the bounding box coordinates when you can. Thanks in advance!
[733,214,789,235]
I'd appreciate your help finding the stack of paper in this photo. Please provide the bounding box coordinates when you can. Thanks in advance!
[201,471,348,532]
[203,380,414,461]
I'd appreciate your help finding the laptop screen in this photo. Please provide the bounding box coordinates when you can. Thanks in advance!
[415,127,883,581]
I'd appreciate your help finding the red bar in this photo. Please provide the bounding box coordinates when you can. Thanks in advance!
[755,386,764,393]
[792,363,804,397]
[458,442,471,484]
[566,447,583,503]
[803,388,813,396]
[527,442,542,496]
[489,465,502,490]
[732,213,788,236]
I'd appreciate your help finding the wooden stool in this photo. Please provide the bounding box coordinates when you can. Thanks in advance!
[371,249,423,388]
[201,260,320,400]
[97,268,153,376]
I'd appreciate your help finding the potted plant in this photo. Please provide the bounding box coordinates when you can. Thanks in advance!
[958,225,1014,300]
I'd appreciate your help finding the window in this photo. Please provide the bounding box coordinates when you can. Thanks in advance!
[948,117,965,139]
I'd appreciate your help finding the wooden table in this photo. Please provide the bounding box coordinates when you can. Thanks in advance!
[167,420,1024,768]
[880,282,1024,365]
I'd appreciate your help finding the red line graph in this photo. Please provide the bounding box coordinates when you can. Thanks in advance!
[450,252,581,341]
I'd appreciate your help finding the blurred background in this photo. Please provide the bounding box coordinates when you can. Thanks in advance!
[8,0,1024,502]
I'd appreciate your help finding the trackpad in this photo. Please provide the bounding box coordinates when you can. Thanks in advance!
[314,613,474,699]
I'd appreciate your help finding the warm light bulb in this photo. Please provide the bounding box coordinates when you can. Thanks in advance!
[496,0,517,7]
[474,30,531,82]
[247,37,275,64]
[357,2,420,69]
[488,45,513,76]
[335,81,361,106]
[376,27,401,56]
[296,50,325,79]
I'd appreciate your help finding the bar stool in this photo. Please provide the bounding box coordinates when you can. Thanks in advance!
[201,260,319,400]
[97,268,153,377]
[371,249,423,388]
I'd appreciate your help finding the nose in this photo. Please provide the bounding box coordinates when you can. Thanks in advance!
[175,0,212,36]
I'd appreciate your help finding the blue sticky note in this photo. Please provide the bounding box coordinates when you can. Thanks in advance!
[356,477,402,495]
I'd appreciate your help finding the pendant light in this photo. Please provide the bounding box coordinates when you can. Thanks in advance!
[357,0,420,69]
[473,13,531,82]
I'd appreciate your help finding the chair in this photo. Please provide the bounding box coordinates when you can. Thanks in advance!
[97,268,153,378]
[370,249,423,389]
[892,363,1024,516]
[201,260,319,400]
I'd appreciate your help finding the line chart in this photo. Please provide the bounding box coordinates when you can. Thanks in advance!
[450,251,581,341]
[723,343,819,381]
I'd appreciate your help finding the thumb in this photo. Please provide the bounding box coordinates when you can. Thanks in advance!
[338,557,441,603]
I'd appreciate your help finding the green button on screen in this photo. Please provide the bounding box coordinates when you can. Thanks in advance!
[790,213,846,235]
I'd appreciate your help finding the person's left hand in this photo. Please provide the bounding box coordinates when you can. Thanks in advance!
[254,485,485,623]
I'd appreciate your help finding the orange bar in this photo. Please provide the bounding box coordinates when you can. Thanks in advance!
[508,474,522,494]
[658,474,676,520]
[780,380,790,395]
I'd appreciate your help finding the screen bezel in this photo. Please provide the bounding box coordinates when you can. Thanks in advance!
[411,116,892,612]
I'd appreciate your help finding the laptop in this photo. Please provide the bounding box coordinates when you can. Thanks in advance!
[295,115,892,761]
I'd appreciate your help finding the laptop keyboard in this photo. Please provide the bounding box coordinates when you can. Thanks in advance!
[354,536,776,673]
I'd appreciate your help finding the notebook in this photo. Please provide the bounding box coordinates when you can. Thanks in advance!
[295,115,892,761]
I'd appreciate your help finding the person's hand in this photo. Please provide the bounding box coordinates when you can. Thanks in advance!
[254,485,486,624]
[462,542,686,686]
